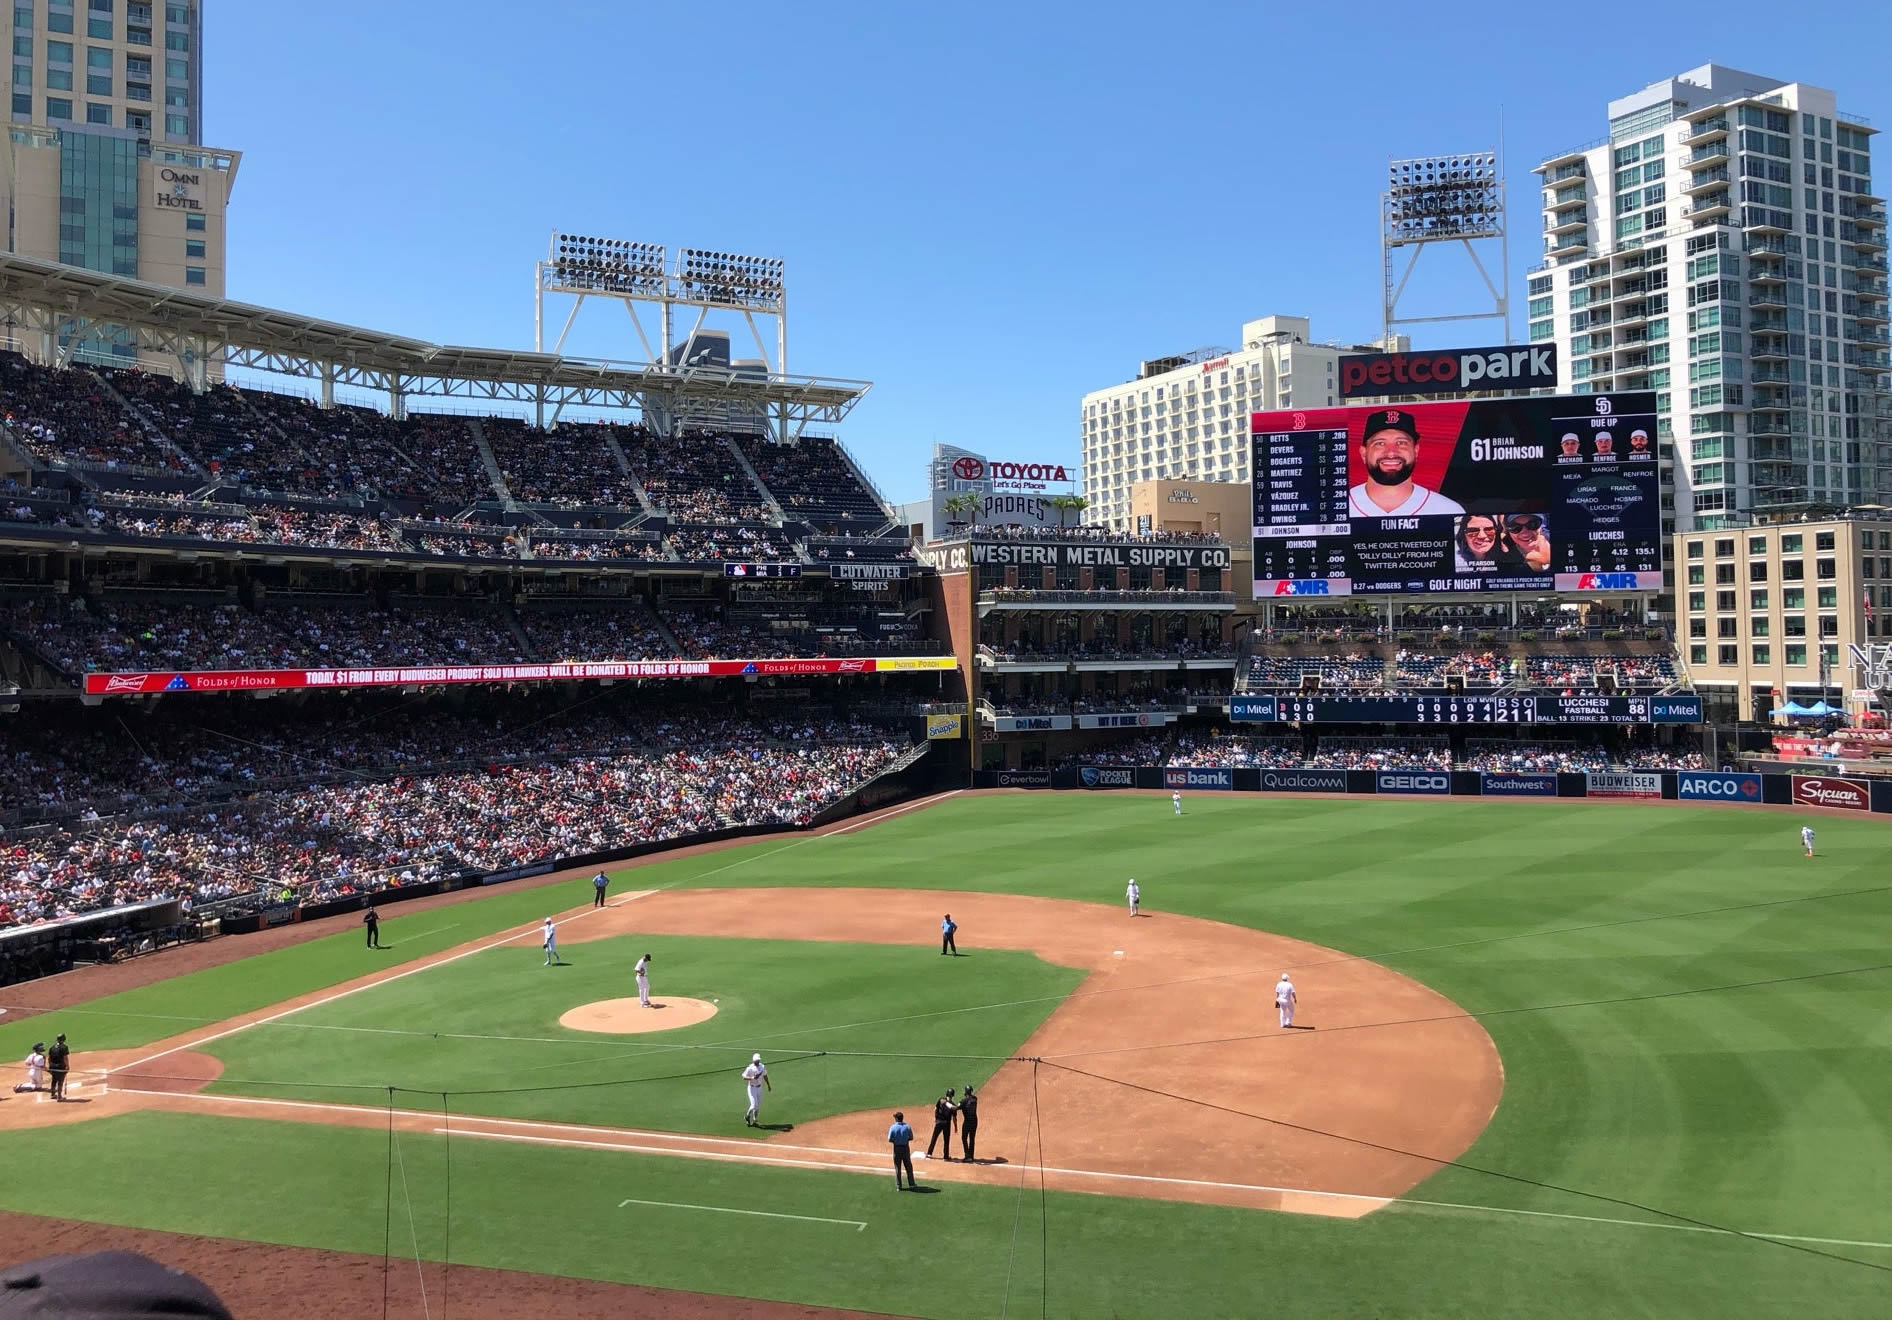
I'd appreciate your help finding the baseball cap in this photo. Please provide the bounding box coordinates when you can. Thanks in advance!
[752,1053,762,1062]
[0,1251,233,1319]
[1361,409,1420,444]
[1560,432,1580,445]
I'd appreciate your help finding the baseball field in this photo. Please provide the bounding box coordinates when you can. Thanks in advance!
[0,790,1887,1318]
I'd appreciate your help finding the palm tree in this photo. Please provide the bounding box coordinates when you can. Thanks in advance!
[1048,494,1089,528]
[943,492,981,530]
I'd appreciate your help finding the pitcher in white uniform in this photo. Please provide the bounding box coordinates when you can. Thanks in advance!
[742,1053,771,1126]
[635,953,652,1007]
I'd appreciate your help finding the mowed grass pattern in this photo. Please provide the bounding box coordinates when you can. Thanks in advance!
[197,936,1084,1131]
[0,793,1887,1318]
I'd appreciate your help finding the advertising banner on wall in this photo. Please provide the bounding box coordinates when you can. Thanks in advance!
[991,714,1074,732]
[1676,771,1763,803]
[994,769,1053,788]
[1479,772,1560,797]
[1258,768,1348,793]
[1791,775,1871,811]
[83,655,956,697]
[1079,766,1137,788]
[1077,712,1174,730]
[1585,771,1662,799]
[925,714,964,740]
[1252,393,1662,597]
[1375,771,1451,795]
[1165,768,1234,791]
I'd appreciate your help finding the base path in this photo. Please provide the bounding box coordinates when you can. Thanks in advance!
[0,884,1501,1220]
[565,888,1504,1216]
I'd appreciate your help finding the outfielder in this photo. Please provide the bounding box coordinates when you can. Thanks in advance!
[13,1043,46,1093]
[1126,879,1140,916]
[742,1053,771,1126]
[542,917,561,966]
[1172,790,1183,816]
[1275,972,1297,1028]
[1801,825,1816,858]
[635,953,652,1007]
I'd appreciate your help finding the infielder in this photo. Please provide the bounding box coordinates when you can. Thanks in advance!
[13,1043,46,1093]
[1171,790,1183,816]
[742,1052,771,1126]
[1801,825,1816,857]
[635,953,652,1007]
[1126,879,1140,916]
[1275,972,1297,1028]
[542,917,561,966]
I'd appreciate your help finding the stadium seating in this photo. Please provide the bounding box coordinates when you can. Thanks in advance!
[1238,654,1386,692]
[733,434,887,527]
[0,698,907,927]
[487,417,635,508]
[623,430,771,523]
[0,352,183,473]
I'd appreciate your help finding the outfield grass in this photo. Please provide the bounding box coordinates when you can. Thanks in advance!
[196,936,1084,1130]
[1,793,1888,1318]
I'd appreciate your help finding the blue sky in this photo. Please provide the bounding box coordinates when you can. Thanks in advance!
[208,2,1890,504]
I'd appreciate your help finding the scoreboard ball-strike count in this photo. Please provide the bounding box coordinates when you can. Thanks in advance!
[1251,394,1664,596]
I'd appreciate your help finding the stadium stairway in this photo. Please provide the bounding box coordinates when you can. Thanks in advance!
[91,371,207,480]
[467,418,517,507]
[599,431,660,516]
[720,436,788,523]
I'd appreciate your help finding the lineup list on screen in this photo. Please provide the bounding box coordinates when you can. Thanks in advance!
[1253,427,1350,583]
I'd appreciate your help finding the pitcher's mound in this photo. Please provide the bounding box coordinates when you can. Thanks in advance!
[559,997,718,1034]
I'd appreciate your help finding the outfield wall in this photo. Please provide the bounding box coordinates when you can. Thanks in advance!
[976,767,1892,814]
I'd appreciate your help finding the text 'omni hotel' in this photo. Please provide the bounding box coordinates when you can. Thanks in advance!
[0,0,232,369]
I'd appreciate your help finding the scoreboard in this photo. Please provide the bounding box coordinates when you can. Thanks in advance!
[1230,694,1703,725]
[1252,394,1664,596]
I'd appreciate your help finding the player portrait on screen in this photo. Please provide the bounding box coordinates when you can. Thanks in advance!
[1348,409,1466,517]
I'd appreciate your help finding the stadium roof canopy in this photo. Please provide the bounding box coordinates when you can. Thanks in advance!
[0,254,870,427]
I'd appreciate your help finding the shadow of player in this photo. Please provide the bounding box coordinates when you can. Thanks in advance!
[754,1122,794,1132]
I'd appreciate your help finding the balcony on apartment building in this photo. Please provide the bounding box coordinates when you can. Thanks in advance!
[1683,192,1732,220]
[1684,117,1730,143]
[1685,167,1732,195]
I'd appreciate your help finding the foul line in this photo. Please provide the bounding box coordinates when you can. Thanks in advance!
[826,790,962,836]
[111,892,649,1078]
[617,1196,866,1231]
[109,1091,1892,1250]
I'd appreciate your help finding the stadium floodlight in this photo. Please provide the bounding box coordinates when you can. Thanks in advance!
[676,248,786,311]
[1386,153,1503,242]
[545,234,667,297]
[1381,147,1509,343]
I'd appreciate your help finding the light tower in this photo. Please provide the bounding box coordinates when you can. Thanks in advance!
[532,234,789,435]
[1381,151,1510,344]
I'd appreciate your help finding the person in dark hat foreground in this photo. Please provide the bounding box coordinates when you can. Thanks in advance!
[0,1251,232,1319]
[958,1083,980,1162]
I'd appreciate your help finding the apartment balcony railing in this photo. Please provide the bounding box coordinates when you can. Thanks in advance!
[1686,118,1730,142]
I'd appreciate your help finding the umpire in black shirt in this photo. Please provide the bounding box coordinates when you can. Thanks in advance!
[958,1084,980,1162]
[47,1033,70,1101]
[925,1087,957,1160]
[363,905,383,949]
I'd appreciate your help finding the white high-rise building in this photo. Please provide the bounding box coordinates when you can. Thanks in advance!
[1531,64,1889,536]
[1079,316,1392,530]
